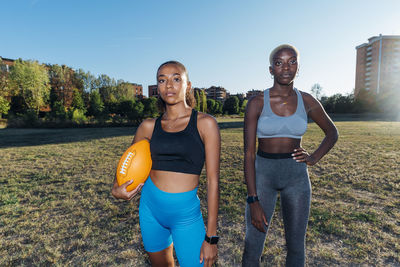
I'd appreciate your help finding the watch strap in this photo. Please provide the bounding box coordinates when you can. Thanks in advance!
[205,234,219,244]
[247,195,259,204]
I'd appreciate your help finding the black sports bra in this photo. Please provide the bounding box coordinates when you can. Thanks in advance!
[150,109,205,175]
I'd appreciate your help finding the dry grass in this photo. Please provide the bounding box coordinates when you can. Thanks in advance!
[0,120,399,266]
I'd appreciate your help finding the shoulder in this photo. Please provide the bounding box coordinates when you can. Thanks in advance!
[135,118,157,141]
[298,90,321,112]
[244,92,264,119]
[246,92,264,113]
[139,118,157,131]
[197,111,218,130]
[248,93,264,107]
[196,112,220,144]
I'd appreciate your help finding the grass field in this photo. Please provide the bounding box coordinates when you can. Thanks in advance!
[1,120,399,266]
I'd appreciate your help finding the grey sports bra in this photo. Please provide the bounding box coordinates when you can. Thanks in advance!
[256,88,307,139]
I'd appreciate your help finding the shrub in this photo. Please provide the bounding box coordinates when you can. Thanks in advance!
[71,109,87,124]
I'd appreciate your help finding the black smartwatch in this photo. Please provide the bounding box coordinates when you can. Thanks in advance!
[205,234,219,244]
[246,195,259,204]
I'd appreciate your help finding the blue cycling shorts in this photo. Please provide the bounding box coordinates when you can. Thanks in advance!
[139,177,205,267]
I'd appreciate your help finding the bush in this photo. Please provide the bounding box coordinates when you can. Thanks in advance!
[0,96,10,118]
[223,96,240,114]
[71,109,87,124]
[50,101,67,120]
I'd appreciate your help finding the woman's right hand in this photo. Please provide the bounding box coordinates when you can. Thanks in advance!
[111,180,144,201]
[250,201,268,233]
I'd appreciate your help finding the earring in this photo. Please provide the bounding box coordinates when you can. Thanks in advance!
[270,74,274,79]
[296,71,299,77]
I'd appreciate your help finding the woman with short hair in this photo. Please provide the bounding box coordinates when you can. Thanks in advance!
[242,45,338,267]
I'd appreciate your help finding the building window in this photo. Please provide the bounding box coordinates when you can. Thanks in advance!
[365,71,371,76]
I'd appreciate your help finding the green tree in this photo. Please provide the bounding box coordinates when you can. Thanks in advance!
[97,74,117,103]
[223,96,240,114]
[71,88,86,112]
[75,69,96,93]
[50,100,67,120]
[240,99,248,114]
[117,99,144,124]
[142,97,159,118]
[9,59,51,115]
[0,96,10,118]
[207,99,216,114]
[200,90,207,112]
[71,109,87,124]
[88,90,104,119]
[115,81,136,101]
[128,101,144,124]
[47,64,78,108]
[215,100,223,114]
[194,90,200,111]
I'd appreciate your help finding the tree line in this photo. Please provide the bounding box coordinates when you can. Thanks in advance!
[1,58,397,127]
[0,59,248,127]
[311,83,400,116]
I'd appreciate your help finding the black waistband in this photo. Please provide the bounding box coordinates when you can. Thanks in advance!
[257,149,293,159]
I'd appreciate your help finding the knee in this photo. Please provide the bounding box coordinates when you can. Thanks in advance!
[242,248,261,267]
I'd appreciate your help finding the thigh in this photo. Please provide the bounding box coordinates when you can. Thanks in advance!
[171,217,205,267]
[280,163,311,242]
[255,156,280,225]
[139,199,173,253]
[242,157,279,265]
[147,243,175,267]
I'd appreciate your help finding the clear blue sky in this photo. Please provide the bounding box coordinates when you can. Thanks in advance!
[2,0,400,97]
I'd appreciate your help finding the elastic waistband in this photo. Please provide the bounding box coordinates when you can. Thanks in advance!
[257,149,293,159]
[142,177,200,211]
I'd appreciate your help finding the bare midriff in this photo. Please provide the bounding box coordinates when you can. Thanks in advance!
[149,170,199,193]
[258,137,301,154]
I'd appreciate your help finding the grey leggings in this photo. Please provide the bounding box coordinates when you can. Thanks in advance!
[242,155,311,267]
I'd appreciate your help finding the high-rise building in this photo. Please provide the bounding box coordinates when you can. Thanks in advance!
[355,34,400,97]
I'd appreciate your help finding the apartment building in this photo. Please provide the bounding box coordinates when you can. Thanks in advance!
[205,86,227,101]
[148,85,158,97]
[355,34,400,96]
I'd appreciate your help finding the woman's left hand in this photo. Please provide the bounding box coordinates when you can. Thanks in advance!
[200,241,218,267]
[292,147,317,166]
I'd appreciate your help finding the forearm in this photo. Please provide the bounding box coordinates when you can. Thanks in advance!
[206,177,219,236]
[311,129,339,162]
[244,152,257,196]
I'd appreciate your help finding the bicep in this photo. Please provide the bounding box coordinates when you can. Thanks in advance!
[201,118,221,177]
[244,100,260,154]
[307,99,337,135]
[132,120,154,144]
